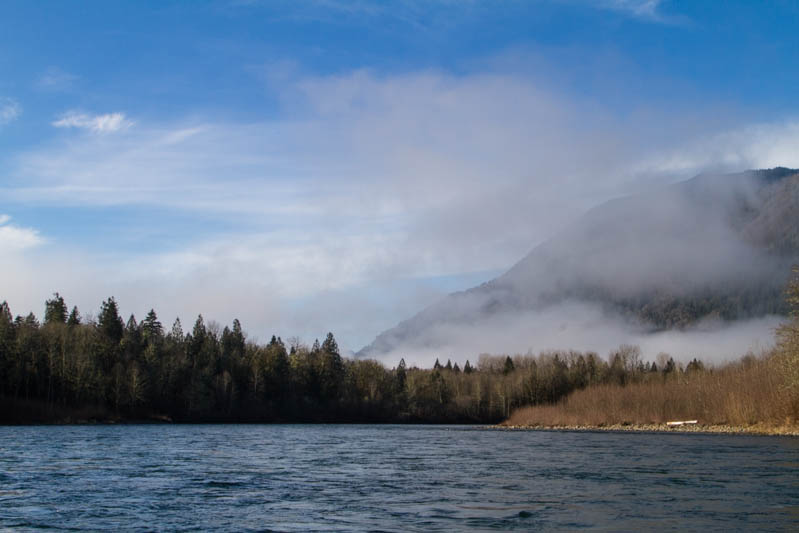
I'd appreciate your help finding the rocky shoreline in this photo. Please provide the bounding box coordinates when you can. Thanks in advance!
[495,423,799,436]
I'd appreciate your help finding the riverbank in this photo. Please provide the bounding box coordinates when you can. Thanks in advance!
[501,353,799,435]
[496,422,799,436]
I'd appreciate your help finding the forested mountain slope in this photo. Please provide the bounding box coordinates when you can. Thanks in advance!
[360,168,799,357]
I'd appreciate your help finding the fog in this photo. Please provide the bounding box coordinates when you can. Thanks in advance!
[363,170,798,365]
[371,301,783,369]
[3,67,799,357]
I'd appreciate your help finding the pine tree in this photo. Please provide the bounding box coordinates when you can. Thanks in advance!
[503,356,515,375]
[319,333,344,404]
[321,332,339,356]
[142,309,163,343]
[98,297,124,344]
[463,360,473,374]
[67,306,81,327]
[44,293,68,325]
[169,317,184,342]
[395,358,407,392]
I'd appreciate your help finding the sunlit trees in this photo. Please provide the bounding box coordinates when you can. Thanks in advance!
[44,293,67,325]
[5,287,796,425]
[777,266,799,403]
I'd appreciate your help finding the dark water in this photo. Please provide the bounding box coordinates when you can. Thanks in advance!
[0,425,797,531]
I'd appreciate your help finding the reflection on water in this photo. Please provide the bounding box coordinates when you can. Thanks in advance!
[0,425,797,531]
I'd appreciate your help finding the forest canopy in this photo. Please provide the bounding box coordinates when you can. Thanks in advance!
[1,277,796,425]
[0,293,708,424]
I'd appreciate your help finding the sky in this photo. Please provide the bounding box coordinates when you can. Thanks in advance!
[1,0,799,354]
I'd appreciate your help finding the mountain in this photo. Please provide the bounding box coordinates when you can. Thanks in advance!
[359,168,799,357]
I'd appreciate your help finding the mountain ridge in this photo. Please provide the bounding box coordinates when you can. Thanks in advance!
[359,168,799,357]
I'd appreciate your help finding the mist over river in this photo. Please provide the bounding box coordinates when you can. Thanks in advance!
[1,425,797,531]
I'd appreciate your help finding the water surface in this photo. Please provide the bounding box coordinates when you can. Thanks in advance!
[0,425,797,531]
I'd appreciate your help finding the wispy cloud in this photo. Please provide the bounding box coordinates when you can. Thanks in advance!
[0,98,21,126]
[602,0,662,18]
[36,67,79,91]
[14,69,793,278]
[0,215,44,251]
[52,111,133,133]
[590,0,684,24]
[5,67,794,349]
[634,120,799,177]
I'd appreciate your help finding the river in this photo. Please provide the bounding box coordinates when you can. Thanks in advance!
[1,425,797,531]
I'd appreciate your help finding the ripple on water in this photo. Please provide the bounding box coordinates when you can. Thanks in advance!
[0,425,797,531]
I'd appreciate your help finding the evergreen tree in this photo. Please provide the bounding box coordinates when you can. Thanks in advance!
[434,358,442,370]
[44,293,68,325]
[67,306,81,327]
[142,309,163,343]
[98,297,124,344]
[445,359,453,371]
[319,332,344,404]
[503,355,515,375]
[0,302,15,395]
[463,360,473,374]
[395,358,407,392]
[169,317,184,342]
[122,314,143,359]
[264,334,290,401]
[321,332,339,356]
[189,315,207,363]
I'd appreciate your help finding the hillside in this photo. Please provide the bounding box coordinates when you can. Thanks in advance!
[360,168,799,357]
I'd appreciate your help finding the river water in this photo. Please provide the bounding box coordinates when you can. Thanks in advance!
[0,425,797,531]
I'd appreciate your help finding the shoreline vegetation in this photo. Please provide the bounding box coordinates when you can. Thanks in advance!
[495,423,799,437]
[2,268,798,430]
[497,353,798,435]
[500,267,799,436]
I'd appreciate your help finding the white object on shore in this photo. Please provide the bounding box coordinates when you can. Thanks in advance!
[666,420,698,426]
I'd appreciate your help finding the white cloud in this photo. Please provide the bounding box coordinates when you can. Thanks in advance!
[12,70,798,284]
[0,215,44,251]
[5,67,797,352]
[634,120,799,177]
[52,111,133,133]
[0,98,21,126]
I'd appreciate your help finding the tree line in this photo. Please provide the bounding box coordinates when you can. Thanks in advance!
[0,293,710,424]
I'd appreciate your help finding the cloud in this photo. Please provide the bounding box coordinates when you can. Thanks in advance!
[0,98,21,126]
[14,70,683,288]
[0,215,44,251]
[36,67,79,91]
[592,0,683,23]
[12,69,798,281]
[52,111,133,133]
[372,302,781,368]
[602,0,662,18]
[5,67,797,353]
[634,120,799,177]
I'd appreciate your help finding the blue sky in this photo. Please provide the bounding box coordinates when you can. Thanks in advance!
[2,0,799,354]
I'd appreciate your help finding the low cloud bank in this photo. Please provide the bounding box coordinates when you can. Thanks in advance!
[371,301,781,368]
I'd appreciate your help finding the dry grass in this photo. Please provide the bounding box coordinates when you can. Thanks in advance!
[504,355,798,430]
